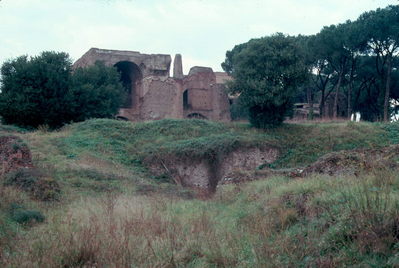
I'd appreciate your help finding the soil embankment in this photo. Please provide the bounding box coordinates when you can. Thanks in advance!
[300,144,399,177]
[146,146,279,191]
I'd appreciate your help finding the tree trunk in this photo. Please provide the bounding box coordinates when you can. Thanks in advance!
[347,85,352,119]
[333,71,343,119]
[320,88,325,119]
[347,60,355,119]
[307,87,314,120]
[383,57,392,122]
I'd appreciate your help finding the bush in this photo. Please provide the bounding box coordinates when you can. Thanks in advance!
[0,52,124,128]
[8,203,44,225]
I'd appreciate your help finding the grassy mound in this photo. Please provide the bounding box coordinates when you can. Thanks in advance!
[0,118,396,197]
[53,119,264,163]
[51,119,398,169]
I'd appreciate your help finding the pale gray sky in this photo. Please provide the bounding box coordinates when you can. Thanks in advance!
[0,0,397,73]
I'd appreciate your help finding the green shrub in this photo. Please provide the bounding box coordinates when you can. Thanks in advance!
[4,169,40,190]
[4,169,60,201]
[9,204,44,225]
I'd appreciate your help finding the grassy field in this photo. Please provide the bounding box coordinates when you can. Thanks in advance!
[1,119,399,267]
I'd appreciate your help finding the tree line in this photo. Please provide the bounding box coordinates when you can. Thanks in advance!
[0,52,125,128]
[223,5,399,127]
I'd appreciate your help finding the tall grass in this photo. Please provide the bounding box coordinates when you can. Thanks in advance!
[2,170,399,267]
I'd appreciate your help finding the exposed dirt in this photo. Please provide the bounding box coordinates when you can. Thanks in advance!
[147,142,399,191]
[0,135,60,201]
[0,135,34,175]
[147,146,280,191]
[299,144,399,177]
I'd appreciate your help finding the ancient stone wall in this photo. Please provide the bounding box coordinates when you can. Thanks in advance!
[140,77,182,120]
[73,48,231,122]
[73,48,171,78]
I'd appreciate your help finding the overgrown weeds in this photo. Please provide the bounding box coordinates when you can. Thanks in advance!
[4,168,60,201]
[1,170,399,267]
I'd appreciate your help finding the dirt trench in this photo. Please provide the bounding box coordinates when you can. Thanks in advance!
[146,146,279,192]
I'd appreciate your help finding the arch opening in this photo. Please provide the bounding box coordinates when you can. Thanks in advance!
[183,89,190,110]
[116,116,129,121]
[114,61,142,108]
[187,113,207,120]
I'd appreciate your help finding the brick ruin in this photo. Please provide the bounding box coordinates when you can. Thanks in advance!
[73,48,231,122]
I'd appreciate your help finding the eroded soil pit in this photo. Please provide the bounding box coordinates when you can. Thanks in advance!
[146,146,279,191]
[146,142,399,192]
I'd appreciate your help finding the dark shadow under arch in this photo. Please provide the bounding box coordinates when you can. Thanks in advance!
[187,113,208,120]
[116,116,129,121]
[183,89,190,110]
[114,61,142,108]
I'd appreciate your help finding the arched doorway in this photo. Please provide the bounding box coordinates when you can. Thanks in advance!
[114,61,142,108]
[183,89,190,110]
[187,113,207,120]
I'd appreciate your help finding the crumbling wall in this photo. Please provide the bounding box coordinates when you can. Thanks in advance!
[187,89,213,111]
[73,48,172,78]
[181,66,231,121]
[140,77,182,120]
[74,48,232,123]
[220,147,279,178]
[210,84,231,122]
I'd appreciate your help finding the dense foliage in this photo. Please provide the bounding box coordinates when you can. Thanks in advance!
[223,5,399,123]
[224,34,308,128]
[0,52,124,128]
[0,52,71,128]
[68,62,125,122]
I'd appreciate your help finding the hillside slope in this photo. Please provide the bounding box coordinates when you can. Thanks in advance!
[1,119,399,267]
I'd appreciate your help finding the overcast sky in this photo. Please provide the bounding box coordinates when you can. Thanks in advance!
[0,0,397,73]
